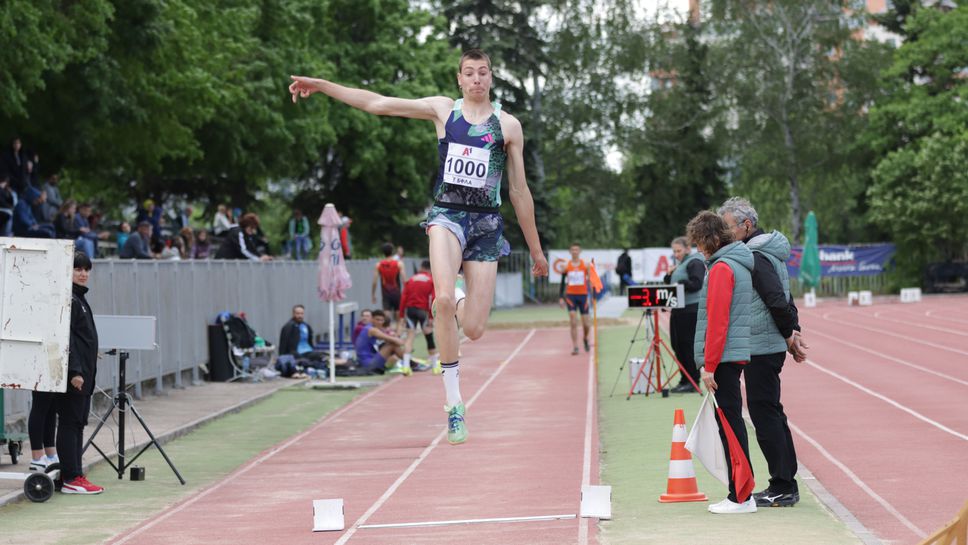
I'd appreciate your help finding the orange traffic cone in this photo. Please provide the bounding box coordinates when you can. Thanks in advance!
[659,408,707,503]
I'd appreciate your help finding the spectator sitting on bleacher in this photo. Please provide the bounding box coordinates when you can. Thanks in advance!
[177,227,194,259]
[13,185,55,238]
[77,203,109,247]
[213,204,233,236]
[192,228,211,259]
[353,310,405,374]
[116,221,131,251]
[286,208,312,260]
[136,199,162,243]
[215,213,272,261]
[351,309,373,345]
[0,173,14,237]
[119,221,155,259]
[54,200,95,258]
[41,174,62,223]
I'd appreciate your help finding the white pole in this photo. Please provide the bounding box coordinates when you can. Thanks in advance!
[329,299,336,384]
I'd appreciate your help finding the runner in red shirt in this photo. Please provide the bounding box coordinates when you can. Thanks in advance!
[398,260,437,372]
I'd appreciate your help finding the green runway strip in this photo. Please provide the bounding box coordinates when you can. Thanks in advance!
[0,386,367,545]
[596,325,863,545]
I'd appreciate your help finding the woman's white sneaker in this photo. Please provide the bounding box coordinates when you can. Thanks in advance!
[708,497,757,514]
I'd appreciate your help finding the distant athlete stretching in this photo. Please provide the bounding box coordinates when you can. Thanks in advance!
[290,49,549,444]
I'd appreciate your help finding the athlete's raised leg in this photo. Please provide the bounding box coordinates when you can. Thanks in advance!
[460,261,497,341]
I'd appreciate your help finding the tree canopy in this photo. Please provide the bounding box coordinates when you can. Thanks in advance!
[1,0,963,276]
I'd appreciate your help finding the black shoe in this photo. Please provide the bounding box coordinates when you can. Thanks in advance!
[583,339,590,352]
[753,489,799,507]
[670,383,696,394]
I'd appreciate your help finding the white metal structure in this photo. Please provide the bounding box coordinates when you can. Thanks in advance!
[0,238,73,392]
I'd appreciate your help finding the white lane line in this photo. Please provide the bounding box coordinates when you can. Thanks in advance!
[335,329,537,545]
[805,358,968,442]
[788,420,927,539]
[109,377,398,545]
[872,311,968,337]
[578,348,596,545]
[925,309,968,325]
[820,312,968,357]
[807,329,968,387]
[359,513,576,529]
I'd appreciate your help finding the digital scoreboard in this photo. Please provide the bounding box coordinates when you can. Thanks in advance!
[627,284,685,309]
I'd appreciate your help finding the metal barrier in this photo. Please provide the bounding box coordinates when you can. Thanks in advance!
[3,257,418,428]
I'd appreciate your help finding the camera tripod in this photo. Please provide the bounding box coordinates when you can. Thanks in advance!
[608,309,701,399]
[83,350,185,484]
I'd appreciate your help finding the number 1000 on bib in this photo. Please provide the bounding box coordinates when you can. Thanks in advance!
[443,144,490,189]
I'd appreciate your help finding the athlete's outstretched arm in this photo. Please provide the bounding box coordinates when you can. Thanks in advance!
[503,114,549,277]
[289,76,451,121]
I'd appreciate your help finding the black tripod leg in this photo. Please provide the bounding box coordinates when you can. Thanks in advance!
[82,402,115,454]
[608,310,649,397]
[126,403,186,485]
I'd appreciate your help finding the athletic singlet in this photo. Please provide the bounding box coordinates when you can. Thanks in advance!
[565,260,589,296]
[377,259,401,292]
[433,99,505,211]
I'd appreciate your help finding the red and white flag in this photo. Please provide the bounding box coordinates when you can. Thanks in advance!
[685,393,728,486]
[685,393,755,502]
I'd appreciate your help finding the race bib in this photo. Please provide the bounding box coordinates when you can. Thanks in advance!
[567,270,585,286]
[443,143,490,188]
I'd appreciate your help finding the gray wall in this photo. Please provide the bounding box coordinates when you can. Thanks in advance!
[3,257,417,427]
[3,257,524,426]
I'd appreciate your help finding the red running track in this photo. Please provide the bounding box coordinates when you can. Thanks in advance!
[108,328,600,545]
[784,294,968,545]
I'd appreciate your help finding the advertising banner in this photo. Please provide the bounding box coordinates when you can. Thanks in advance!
[549,248,676,286]
[786,244,895,277]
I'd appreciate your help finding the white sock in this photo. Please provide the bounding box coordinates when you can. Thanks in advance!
[403,353,412,367]
[441,361,461,407]
[46,454,59,463]
[429,354,439,365]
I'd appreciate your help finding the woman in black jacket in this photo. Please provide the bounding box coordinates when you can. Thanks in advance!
[214,213,272,261]
[56,252,104,494]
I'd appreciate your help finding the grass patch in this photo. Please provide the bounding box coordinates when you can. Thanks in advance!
[596,324,861,545]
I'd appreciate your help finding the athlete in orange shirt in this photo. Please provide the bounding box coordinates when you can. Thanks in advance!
[558,242,592,355]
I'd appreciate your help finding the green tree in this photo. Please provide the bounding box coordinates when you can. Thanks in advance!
[706,0,877,242]
[622,14,726,246]
[866,5,968,272]
[0,0,113,118]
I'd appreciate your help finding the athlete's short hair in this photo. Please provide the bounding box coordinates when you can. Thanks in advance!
[420,260,431,270]
[570,242,581,248]
[381,243,394,257]
[686,211,733,255]
[459,49,491,71]
[671,236,689,249]
[371,309,387,320]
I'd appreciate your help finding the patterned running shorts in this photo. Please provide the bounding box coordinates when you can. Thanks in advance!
[423,206,511,262]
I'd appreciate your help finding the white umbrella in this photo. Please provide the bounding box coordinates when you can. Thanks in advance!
[317,203,352,383]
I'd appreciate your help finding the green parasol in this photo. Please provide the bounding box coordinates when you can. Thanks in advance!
[800,211,821,289]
